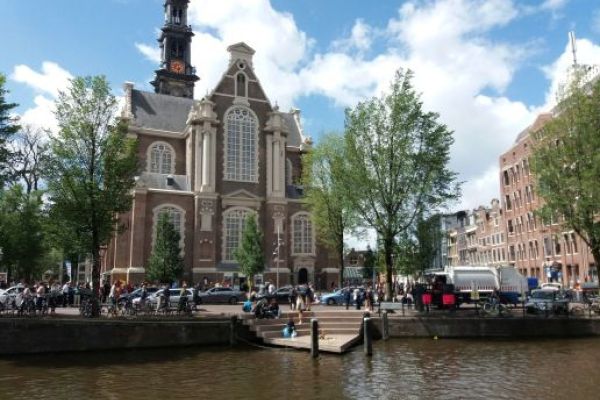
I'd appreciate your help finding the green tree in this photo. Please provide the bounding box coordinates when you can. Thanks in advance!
[0,73,20,187]
[341,70,460,300]
[146,212,184,284]
[531,70,600,281]
[234,214,264,290]
[0,184,46,281]
[45,76,138,315]
[362,245,376,281]
[302,133,358,287]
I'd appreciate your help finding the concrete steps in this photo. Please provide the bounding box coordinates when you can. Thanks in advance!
[242,310,365,353]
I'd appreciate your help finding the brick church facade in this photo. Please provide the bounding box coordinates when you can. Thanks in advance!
[103,0,337,288]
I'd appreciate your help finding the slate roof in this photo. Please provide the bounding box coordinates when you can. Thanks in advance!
[281,112,304,147]
[131,89,195,132]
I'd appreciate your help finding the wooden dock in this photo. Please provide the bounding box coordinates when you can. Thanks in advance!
[241,310,365,354]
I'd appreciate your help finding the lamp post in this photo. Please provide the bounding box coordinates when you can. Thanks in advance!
[273,225,284,289]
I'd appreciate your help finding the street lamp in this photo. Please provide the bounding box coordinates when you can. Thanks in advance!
[273,225,284,289]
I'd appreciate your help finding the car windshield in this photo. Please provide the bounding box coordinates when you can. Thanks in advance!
[531,291,554,300]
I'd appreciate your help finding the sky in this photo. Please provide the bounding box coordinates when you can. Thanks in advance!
[2,0,600,217]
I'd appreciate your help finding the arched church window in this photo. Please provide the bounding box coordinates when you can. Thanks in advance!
[236,73,247,97]
[153,205,185,253]
[149,142,174,174]
[222,208,253,261]
[292,212,314,255]
[224,107,258,182]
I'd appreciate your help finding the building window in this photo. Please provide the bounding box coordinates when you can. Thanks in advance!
[153,205,185,253]
[235,73,247,97]
[505,195,512,211]
[149,142,174,174]
[224,107,258,182]
[222,208,253,262]
[286,158,293,185]
[503,170,510,186]
[292,213,314,255]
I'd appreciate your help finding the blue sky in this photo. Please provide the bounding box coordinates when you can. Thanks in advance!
[2,0,600,213]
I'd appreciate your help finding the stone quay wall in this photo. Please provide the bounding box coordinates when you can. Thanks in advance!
[0,318,233,355]
[382,316,600,338]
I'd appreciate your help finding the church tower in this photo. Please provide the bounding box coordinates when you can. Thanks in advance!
[151,0,199,99]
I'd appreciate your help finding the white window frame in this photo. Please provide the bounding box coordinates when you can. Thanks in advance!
[223,106,259,183]
[152,204,186,255]
[222,207,255,262]
[147,141,175,174]
[291,212,315,256]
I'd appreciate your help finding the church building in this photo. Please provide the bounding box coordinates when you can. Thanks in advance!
[103,0,337,289]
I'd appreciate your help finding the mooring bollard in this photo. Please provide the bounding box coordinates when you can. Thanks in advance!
[230,315,237,346]
[311,318,319,358]
[382,310,389,340]
[364,317,372,356]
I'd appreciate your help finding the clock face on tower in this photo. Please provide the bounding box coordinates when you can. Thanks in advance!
[170,60,185,74]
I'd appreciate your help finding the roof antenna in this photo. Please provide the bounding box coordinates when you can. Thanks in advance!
[569,31,578,67]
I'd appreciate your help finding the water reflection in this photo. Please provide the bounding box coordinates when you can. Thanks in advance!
[1,339,599,399]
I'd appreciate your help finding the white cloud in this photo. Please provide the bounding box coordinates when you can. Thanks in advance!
[19,95,57,132]
[539,0,569,11]
[11,62,73,131]
[11,62,72,98]
[541,38,600,109]
[135,43,161,64]
[331,19,374,53]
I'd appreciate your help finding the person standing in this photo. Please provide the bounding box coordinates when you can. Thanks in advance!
[62,281,70,307]
[344,288,351,310]
[289,286,297,310]
[306,284,314,312]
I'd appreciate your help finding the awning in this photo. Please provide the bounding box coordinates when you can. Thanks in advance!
[343,267,364,279]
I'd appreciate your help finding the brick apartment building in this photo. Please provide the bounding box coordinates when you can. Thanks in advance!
[102,0,336,288]
[499,114,596,286]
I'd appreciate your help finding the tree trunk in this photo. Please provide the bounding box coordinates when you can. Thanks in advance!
[91,230,101,317]
[338,244,345,289]
[384,237,394,301]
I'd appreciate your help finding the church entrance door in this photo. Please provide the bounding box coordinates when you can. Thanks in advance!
[298,268,308,285]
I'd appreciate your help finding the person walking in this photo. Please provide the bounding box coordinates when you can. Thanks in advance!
[289,286,297,310]
[353,288,361,310]
[344,287,351,310]
[62,281,70,307]
[306,284,314,312]
[365,286,373,312]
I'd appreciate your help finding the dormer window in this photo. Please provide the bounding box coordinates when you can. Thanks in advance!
[236,73,247,97]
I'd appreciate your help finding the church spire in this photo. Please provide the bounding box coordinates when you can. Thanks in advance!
[150,0,199,99]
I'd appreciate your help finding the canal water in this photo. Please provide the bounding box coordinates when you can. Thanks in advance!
[1,338,599,399]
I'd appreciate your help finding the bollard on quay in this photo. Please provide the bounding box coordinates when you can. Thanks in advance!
[311,318,319,358]
[381,310,389,341]
[364,317,372,356]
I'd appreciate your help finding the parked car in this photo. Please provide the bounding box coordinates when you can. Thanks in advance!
[118,287,159,304]
[133,288,193,307]
[321,287,365,306]
[0,284,26,302]
[256,286,293,304]
[525,289,569,314]
[196,287,244,304]
[540,282,562,291]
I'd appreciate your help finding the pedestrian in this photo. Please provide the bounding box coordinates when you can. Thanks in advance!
[62,281,70,307]
[35,282,45,312]
[344,287,351,310]
[365,286,373,312]
[353,288,360,310]
[306,284,314,311]
[296,286,305,312]
[289,286,297,310]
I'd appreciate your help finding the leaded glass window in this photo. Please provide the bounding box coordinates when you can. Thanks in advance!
[223,209,252,261]
[150,142,174,174]
[292,213,314,255]
[225,108,257,182]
